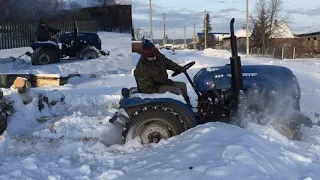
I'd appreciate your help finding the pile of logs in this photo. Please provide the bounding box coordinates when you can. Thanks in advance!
[13,77,31,93]
[0,76,30,136]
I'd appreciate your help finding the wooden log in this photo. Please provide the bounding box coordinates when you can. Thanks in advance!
[13,77,31,93]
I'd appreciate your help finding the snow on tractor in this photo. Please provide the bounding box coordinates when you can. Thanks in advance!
[110,18,313,145]
[25,16,110,65]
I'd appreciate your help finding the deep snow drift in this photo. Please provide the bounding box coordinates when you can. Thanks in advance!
[0,32,132,74]
[1,49,320,179]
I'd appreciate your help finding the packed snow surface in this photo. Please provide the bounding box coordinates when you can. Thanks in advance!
[1,49,320,179]
[0,32,131,74]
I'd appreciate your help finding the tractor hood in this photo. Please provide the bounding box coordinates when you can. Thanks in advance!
[60,32,99,40]
[60,32,102,50]
[193,65,300,93]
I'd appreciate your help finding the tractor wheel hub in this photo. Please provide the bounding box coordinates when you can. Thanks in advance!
[138,122,171,144]
[148,132,162,143]
[38,53,50,64]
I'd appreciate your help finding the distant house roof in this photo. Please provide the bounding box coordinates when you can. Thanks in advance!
[222,21,294,39]
[271,21,294,38]
[234,28,251,38]
[221,28,250,40]
[295,24,320,37]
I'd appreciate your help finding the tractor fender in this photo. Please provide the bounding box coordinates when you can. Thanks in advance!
[31,42,59,52]
[120,97,198,129]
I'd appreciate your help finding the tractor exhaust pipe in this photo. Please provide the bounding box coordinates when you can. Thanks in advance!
[229,18,244,95]
[73,15,80,45]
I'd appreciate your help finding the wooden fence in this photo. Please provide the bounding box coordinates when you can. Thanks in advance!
[250,46,320,59]
[0,20,127,50]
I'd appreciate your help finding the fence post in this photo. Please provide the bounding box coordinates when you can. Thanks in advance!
[282,47,284,60]
[293,47,296,59]
[273,48,275,59]
[265,47,269,56]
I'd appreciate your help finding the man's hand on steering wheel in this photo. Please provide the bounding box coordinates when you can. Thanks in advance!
[171,61,196,77]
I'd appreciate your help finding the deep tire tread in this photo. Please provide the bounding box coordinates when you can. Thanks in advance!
[121,105,188,142]
[31,47,58,65]
[77,46,101,60]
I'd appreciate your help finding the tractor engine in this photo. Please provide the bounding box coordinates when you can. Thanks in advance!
[60,32,103,58]
[193,65,301,123]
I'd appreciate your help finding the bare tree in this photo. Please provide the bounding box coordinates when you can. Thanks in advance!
[142,30,151,40]
[134,27,143,41]
[251,0,290,54]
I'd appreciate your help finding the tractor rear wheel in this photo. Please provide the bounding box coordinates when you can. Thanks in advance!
[0,112,7,136]
[31,47,58,65]
[77,46,101,60]
[123,105,188,144]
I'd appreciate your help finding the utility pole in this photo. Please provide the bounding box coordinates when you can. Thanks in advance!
[204,10,207,49]
[193,24,196,49]
[246,0,249,56]
[173,30,175,45]
[149,0,153,42]
[163,13,166,46]
[184,26,186,49]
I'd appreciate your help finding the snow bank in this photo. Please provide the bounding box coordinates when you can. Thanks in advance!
[108,122,320,179]
[202,48,234,58]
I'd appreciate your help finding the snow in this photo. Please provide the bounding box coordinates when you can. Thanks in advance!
[1,48,320,179]
[0,32,131,74]
[130,92,187,104]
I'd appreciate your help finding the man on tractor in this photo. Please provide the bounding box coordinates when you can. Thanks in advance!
[134,39,191,105]
[37,19,61,42]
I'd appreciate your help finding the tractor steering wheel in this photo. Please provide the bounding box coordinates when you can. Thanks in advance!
[171,61,196,77]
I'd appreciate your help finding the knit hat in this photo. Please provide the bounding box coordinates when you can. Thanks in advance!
[141,39,158,58]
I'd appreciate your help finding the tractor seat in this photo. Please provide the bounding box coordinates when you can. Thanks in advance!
[121,87,140,98]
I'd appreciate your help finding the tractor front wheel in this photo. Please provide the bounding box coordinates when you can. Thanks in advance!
[123,106,188,144]
[31,47,58,65]
[77,46,101,60]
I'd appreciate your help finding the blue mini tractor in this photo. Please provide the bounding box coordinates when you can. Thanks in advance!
[110,18,312,144]
[26,16,110,65]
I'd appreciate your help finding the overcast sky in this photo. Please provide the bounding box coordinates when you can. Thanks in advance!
[132,0,320,39]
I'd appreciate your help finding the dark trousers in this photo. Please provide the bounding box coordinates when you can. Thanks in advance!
[157,81,191,105]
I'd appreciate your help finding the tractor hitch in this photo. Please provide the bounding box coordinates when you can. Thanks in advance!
[25,52,32,57]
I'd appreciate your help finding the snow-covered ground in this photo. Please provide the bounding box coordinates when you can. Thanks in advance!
[0,32,132,74]
[1,49,320,179]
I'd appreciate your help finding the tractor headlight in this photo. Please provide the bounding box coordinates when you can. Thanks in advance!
[205,80,215,88]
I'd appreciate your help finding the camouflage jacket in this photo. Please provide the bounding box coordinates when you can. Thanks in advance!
[134,52,182,93]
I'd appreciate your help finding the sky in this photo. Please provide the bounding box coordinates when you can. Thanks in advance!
[132,0,320,39]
